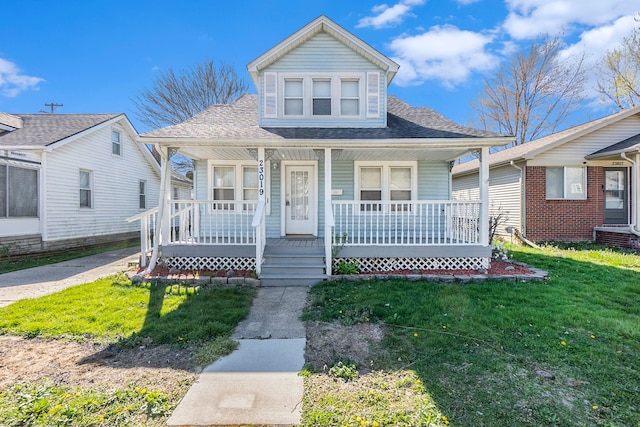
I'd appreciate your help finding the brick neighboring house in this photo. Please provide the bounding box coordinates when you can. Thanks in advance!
[452,106,640,249]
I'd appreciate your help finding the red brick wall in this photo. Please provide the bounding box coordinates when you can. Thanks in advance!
[525,166,603,242]
[595,230,640,251]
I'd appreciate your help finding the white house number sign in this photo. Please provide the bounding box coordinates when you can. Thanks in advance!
[258,159,265,196]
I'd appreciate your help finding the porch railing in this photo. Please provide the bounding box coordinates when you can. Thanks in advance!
[169,200,258,245]
[331,200,481,245]
[126,207,158,267]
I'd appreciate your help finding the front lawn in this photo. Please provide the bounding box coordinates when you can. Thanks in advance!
[303,244,640,426]
[0,275,255,426]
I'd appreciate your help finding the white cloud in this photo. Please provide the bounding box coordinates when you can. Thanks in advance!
[389,25,497,87]
[0,58,44,98]
[559,15,638,99]
[357,0,426,29]
[503,0,638,40]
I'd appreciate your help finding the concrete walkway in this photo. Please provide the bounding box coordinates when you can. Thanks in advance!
[0,247,139,308]
[167,286,309,427]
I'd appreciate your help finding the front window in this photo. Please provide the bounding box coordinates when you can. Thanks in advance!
[0,164,38,217]
[213,166,235,209]
[112,130,121,156]
[546,167,586,200]
[313,79,332,116]
[357,163,416,212]
[79,170,93,208]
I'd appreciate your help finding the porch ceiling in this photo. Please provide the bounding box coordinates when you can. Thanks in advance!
[178,146,474,162]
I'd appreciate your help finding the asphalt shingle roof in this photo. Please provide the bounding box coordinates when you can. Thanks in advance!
[452,108,640,175]
[142,94,504,140]
[589,133,640,156]
[0,113,121,147]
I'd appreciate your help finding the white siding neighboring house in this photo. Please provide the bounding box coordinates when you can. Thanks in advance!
[452,107,640,249]
[0,112,161,255]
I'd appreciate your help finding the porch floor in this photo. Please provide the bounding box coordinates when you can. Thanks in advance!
[266,237,325,248]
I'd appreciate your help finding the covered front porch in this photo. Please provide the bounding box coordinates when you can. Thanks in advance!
[133,142,494,280]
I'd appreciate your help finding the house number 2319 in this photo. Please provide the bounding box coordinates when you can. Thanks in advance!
[258,159,265,196]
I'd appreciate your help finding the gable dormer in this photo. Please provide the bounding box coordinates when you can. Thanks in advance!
[247,16,399,128]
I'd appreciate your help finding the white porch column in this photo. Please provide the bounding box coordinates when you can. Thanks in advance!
[256,147,266,275]
[161,147,173,247]
[324,148,333,276]
[143,145,171,274]
[479,146,490,247]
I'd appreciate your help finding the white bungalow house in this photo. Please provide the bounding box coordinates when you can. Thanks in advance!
[0,112,161,255]
[137,16,512,284]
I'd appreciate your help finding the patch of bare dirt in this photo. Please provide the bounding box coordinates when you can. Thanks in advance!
[304,320,385,374]
[0,336,197,394]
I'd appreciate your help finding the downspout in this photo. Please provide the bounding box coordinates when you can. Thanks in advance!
[142,145,170,274]
[620,152,640,237]
[510,161,525,238]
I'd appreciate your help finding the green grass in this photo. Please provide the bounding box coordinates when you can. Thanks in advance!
[303,244,640,426]
[0,240,137,274]
[0,274,256,426]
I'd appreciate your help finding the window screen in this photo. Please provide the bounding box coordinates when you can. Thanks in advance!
[313,79,331,115]
[0,165,38,217]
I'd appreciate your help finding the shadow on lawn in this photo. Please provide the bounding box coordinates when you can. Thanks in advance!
[79,282,254,370]
[391,248,640,426]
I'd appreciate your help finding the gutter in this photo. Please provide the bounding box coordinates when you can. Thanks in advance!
[510,161,526,238]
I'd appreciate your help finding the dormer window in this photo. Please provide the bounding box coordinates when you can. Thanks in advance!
[284,79,303,116]
[268,72,377,120]
[340,79,360,116]
[312,79,332,116]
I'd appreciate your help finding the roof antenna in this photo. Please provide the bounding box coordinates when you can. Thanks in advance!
[43,102,63,113]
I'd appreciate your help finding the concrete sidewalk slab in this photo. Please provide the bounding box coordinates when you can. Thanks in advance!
[167,339,305,426]
[0,247,139,307]
[168,286,309,426]
[233,287,309,340]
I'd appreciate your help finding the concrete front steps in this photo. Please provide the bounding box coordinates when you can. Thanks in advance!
[259,244,326,286]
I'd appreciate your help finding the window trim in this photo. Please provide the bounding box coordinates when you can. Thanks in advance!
[111,130,122,156]
[139,180,146,210]
[208,160,271,214]
[354,161,417,211]
[277,72,365,119]
[0,163,39,218]
[545,166,587,200]
[79,169,93,209]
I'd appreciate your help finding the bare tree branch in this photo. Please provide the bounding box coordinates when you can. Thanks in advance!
[597,14,640,110]
[131,58,249,172]
[471,36,586,146]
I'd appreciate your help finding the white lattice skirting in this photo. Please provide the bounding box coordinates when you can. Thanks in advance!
[334,257,490,272]
[163,257,256,271]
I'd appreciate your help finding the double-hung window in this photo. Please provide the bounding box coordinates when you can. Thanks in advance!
[284,79,303,116]
[112,130,121,156]
[0,164,38,217]
[139,180,146,209]
[312,79,332,116]
[79,170,93,208]
[211,163,260,211]
[546,167,586,200]
[356,162,416,212]
[340,79,360,116]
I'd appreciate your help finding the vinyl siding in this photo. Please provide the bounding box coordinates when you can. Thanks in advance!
[44,122,160,241]
[259,33,386,128]
[530,115,640,166]
[453,164,523,237]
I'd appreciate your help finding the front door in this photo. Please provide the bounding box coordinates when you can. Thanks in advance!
[604,168,628,224]
[285,165,315,235]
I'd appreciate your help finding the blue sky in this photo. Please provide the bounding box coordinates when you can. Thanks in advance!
[1,0,637,132]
